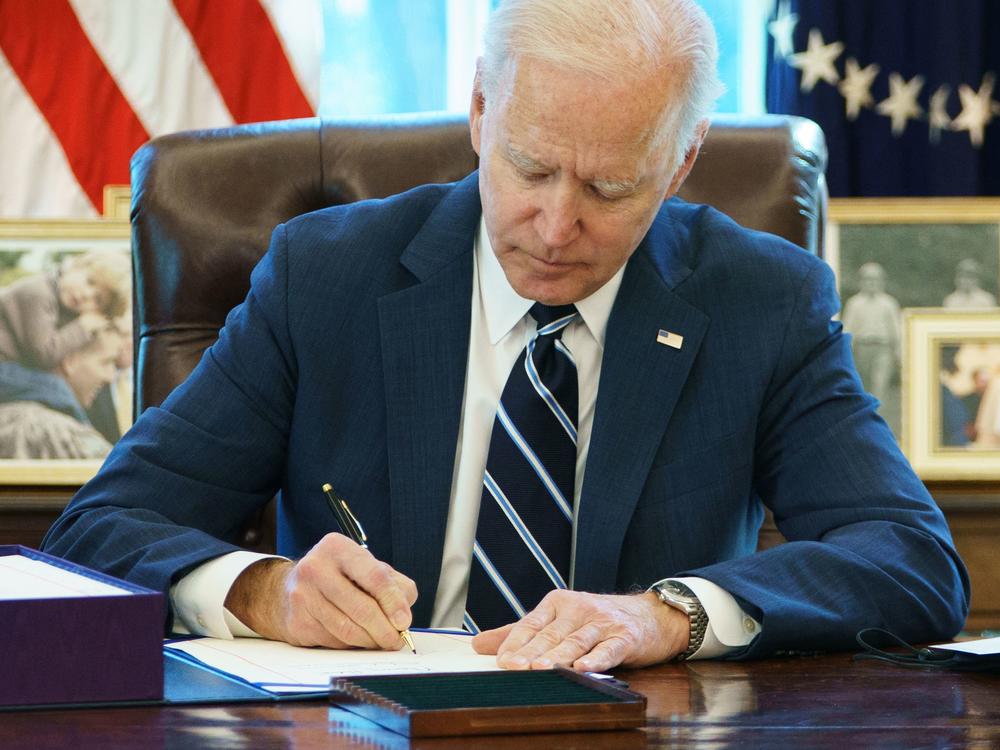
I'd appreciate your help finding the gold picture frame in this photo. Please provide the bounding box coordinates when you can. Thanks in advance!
[826,198,1000,444]
[102,185,131,221]
[903,310,1000,480]
[0,217,130,485]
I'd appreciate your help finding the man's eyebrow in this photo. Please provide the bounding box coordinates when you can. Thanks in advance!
[505,144,639,194]
[505,145,549,171]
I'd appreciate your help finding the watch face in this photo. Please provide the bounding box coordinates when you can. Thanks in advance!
[662,581,694,601]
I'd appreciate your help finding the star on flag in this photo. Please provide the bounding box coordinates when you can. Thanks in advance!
[788,29,843,93]
[767,0,798,60]
[951,73,998,148]
[838,58,880,120]
[876,72,925,135]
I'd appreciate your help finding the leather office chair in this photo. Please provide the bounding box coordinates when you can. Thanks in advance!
[130,113,827,552]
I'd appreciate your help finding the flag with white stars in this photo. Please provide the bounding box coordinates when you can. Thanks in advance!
[765,0,999,196]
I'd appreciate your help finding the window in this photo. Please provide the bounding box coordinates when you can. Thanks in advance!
[318,0,767,117]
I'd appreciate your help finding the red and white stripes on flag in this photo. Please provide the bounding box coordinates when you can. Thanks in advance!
[0,0,321,218]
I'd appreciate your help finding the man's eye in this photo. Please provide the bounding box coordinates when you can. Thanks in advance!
[517,169,548,182]
[590,185,623,201]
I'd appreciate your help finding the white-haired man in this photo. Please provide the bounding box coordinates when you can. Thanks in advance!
[44,0,967,672]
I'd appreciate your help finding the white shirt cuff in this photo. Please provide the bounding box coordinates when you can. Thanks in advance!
[169,550,285,639]
[654,576,761,660]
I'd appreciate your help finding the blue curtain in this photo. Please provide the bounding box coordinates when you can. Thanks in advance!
[766,0,1000,196]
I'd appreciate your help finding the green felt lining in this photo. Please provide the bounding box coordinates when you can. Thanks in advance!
[344,672,619,710]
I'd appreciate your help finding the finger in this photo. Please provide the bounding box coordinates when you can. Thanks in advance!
[391,572,419,607]
[499,614,582,670]
[471,623,516,655]
[295,540,404,649]
[494,602,557,659]
[291,603,373,650]
[573,635,631,673]
[527,621,605,670]
[339,551,413,644]
[287,584,378,649]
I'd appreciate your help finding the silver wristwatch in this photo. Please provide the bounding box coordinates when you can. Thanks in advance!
[651,580,708,660]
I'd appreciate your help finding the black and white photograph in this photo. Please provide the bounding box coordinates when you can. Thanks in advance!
[827,199,1000,440]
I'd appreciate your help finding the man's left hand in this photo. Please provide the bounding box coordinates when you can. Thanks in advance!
[471,590,690,672]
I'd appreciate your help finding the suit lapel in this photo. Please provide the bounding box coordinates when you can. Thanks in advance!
[378,174,480,625]
[573,209,710,594]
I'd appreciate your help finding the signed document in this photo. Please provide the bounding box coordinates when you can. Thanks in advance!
[164,630,501,693]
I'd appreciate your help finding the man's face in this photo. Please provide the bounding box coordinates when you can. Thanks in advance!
[859,267,885,294]
[470,57,701,305]
[60,332,120,408]
[956,271,978,292]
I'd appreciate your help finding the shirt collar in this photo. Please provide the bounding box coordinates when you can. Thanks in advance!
[475,217,626,347]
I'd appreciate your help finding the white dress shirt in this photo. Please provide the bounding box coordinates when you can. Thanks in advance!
[171,218,760,657]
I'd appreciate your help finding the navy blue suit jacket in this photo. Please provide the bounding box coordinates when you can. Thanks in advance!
[43,172,969,656]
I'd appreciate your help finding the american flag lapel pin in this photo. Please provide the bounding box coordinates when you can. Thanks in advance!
[656,329,684,350]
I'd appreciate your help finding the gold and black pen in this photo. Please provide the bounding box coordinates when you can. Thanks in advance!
[321,483,416,654]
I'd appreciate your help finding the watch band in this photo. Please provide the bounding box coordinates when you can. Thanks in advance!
[652,581,709,660]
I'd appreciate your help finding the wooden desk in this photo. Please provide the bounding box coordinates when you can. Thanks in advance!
[2,654,998,749]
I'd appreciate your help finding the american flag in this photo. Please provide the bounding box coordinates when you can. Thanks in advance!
[0,0,321,218]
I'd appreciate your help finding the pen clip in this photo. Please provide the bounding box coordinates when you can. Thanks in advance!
[339,497,367,544]
[323,483,367,546]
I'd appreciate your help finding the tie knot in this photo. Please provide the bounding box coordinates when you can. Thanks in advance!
[529,303,577,336]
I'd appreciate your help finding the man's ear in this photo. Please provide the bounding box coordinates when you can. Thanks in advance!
[470,58,486,157]
[664,119,710,199]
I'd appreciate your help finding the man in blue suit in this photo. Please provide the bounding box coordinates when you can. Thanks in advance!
[43,0,967,671]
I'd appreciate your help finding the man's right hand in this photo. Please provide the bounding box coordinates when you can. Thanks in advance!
[223,533,418,650]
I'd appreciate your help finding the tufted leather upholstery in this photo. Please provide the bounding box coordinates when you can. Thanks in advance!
[130,113,827,550]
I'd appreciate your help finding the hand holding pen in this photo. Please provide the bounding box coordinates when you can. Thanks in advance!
[323,483,416,654]
[224,490,417,652]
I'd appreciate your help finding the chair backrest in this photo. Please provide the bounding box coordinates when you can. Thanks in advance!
[131,113,827,416]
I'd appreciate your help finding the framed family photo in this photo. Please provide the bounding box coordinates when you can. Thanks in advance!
[826,198,1000,444]
[903,310,1000,480]
[0,217,131,485]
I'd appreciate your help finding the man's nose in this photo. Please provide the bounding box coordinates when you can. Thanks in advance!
[534,182,581,248]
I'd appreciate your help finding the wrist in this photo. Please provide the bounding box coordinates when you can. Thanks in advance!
[650,580,708,660]
[224,557,293,638]
[641,591,690,663]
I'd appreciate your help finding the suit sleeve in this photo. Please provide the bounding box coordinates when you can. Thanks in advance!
[41,224,299,625]
[682,260,970,657]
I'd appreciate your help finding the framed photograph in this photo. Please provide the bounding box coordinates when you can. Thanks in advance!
[827,198,1000,441]
[0,218,131,485]
[903,310,1000,480]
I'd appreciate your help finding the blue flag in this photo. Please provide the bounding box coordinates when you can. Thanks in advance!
[766,0,1000,197]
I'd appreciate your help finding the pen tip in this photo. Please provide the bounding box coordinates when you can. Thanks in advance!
[401,630,416,654]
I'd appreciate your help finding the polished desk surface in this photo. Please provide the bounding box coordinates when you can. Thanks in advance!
[3,653,998,749]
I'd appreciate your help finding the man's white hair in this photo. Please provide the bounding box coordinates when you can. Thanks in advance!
[481,0,723,169]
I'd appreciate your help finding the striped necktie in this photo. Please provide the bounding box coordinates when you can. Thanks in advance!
[464,303,579,634]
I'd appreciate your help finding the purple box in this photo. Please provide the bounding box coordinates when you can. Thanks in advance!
[0,545,164,707]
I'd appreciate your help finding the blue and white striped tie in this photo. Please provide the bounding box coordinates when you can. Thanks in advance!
[464,303,579,634]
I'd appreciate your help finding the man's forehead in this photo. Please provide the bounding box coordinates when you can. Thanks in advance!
[494,57,675,168]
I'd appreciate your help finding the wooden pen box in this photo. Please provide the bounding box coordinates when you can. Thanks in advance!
[330,668,646,737]
[0,545,164,707]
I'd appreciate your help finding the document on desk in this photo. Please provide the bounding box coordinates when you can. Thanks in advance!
[164,630,502,693]
[0,554,133,599]
[932,636,1000,656]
